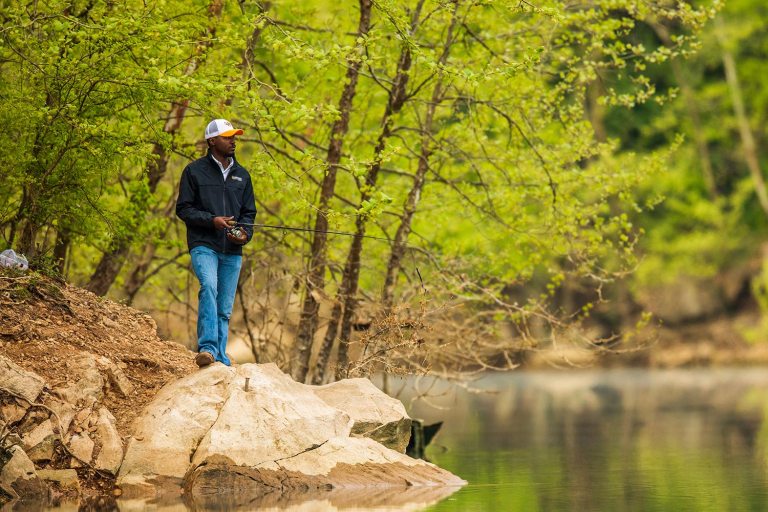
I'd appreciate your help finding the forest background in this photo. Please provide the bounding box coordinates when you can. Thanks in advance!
[1,0,764,384]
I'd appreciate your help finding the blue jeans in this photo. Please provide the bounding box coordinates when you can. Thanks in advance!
[190,246,242,366]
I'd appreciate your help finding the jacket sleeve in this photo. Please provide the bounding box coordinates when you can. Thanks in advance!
[176,166,215,228]
[238,174,258,241]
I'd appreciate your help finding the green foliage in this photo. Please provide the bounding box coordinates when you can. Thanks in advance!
[612,0,768,296]
[0,0,213,254]
[0,0,727,357]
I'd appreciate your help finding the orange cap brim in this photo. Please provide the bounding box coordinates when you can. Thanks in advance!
[219,129,244,137]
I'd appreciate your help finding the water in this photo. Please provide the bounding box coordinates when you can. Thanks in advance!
[387,368,768,512]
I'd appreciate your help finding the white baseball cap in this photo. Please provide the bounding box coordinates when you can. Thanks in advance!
[205,118,244,139]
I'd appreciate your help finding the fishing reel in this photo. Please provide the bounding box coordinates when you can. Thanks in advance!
[227,225,246,239]
[226,221,247,244]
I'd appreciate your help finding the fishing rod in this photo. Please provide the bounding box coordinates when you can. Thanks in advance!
[228,221,392,242]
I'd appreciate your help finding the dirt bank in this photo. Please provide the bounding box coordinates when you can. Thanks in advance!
[0,270,197,442]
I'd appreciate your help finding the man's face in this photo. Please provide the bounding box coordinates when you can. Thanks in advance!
[210,135,236,157]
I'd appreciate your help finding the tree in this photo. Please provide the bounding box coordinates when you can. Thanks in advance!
[0,0,219,266]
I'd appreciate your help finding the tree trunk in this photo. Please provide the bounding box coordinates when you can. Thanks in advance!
[122,195,177,303]
[381,2,459,310]
[291,0,373,383]
[715,16,768,215]
[52,227,70,275]
[313,2,424,384]
[315,1,429,384]
[85,2,223,296]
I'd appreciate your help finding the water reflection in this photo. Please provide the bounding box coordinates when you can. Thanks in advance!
[387,368,768,512]
[30,484,459,511]
[115,485,458,511]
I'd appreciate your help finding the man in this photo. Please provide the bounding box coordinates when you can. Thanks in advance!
[176,119,257,368]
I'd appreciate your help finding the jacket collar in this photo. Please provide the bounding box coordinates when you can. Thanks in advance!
[206,150,241,172]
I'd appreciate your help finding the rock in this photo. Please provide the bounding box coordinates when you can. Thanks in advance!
[37,469,80,493]
[264,436,461,485]
[67,433,94,464]
[21,419,54,450]
[118,363,464,501]
[26,435,57,464]
[73,407,92,427]
[21,419,56,462]
[0,398,29,425]
[118,365,232,492]
[0,445,46,501]
[43,396,76,434]
[0,355,45,403]
[93,407,123,474]
[190,364,352,469]
[313,378,412,452]
[96,356,134,397]
[55,354,105,406]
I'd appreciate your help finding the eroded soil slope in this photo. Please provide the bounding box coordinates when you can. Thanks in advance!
[0,270,196,437]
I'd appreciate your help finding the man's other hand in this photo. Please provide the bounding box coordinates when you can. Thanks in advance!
[227,227,248,245]
[213,216,235,230]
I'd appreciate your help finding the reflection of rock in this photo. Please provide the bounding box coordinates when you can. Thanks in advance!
[314,378,412,452]
[185,473,462,510]
[118,363,464,500]
[37,469,80,494]
[0,355,45,403]
[120,483,461,511]
[0,445,46,501]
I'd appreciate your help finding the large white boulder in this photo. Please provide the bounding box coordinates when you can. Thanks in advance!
[118,363,464,501]
[313,378,412,452]
[191,364,352,469]
[118,364,233,490]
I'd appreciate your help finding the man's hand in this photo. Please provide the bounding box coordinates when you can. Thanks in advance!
[226,226,248,245]
[213,216,234,230]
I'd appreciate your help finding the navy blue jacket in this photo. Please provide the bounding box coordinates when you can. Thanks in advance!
[176,152,257,255]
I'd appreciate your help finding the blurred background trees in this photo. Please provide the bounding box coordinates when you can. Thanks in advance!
[6,0,764,382]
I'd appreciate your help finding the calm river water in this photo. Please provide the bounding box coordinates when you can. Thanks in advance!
[391,368,768,512]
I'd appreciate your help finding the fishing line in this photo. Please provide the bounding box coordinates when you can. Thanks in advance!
[230,222,392,242]
[230,221,428,292]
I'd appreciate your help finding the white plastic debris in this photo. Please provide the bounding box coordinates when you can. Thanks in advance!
[0,249,29,270]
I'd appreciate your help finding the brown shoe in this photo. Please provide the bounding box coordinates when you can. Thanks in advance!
[195,351,215,368]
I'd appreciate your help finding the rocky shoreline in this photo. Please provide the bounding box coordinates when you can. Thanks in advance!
[0,274,464,509]
[0,357,464,508]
